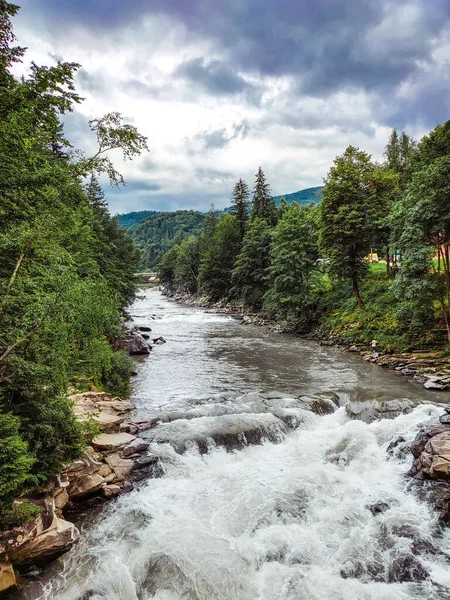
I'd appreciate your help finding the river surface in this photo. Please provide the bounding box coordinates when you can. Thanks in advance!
[19,290,450,599]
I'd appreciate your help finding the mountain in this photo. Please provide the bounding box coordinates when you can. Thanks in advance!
[130,210,206,270]
[123,187,323,269]
[118,210,160,229]
[273,186,323,206]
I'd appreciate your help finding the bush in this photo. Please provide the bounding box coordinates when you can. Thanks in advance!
[101,350,135,398]
[0,412,35,523]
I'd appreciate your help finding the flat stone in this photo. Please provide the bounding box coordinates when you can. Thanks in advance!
[122,438,150,457]
[0,563,16,592]
[94,413,125,432]
[105,453,134,480]
[92,433,136,451]
[95,400,135,415]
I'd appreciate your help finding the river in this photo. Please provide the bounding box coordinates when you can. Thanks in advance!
[18,290,450,599]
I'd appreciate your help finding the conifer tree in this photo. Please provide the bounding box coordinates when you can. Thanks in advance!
[230,178,250,240]
[251,167,277,225]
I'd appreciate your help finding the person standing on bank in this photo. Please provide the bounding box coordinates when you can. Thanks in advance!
[371,339,378,353]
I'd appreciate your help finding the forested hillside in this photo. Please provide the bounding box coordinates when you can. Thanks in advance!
[159,126,450,352]
[131,210,207,269]
[273,186,323,206]
[118,210,159,229]
[0,3,146,524]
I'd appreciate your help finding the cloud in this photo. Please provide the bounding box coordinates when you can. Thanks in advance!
[11,0,450,213]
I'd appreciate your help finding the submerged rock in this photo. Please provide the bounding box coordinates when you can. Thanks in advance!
[124,330,151,355]
[346,398,413,423]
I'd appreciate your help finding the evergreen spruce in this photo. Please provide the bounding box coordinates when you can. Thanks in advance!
[230,179,250,240]
[251,167,277,225]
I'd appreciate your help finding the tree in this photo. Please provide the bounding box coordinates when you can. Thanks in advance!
[231,217,272,309]
[392,156,450,342]
[251,167,277,225]
[264,204,320,323]
[319,146,377,308]
[73,111,149,187]
[198,215,241,300]
[384,129,416,189]
[230,179,250,240]
[0,2,145,521]
[174,236,201,294]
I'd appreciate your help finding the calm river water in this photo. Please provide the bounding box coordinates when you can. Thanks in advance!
[18,290,450,600]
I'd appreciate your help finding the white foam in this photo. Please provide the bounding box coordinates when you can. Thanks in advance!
[39,404,450,600]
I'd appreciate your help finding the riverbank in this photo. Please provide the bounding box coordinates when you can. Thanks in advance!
[0,390,158,594]
[165,289,450,393]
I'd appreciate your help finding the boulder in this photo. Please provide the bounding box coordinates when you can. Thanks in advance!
[94,413,125,432]
[124,331,151,355]
[64,452,103,480]
[95,400,135,415]
[67,474,105,500]
[0,563,16,592]
[138,326,152,332]
[92,433,136,452]
[54,488,69,511]
[101,485,121,499]
[105,453,134,480]
[122,438,150,457]
[153,336,166,345]
[9,517,79,566]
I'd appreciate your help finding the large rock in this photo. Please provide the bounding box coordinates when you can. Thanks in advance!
[95,400,135,415]
[122,438,150,457]
[9,517,79,566]
[5,496,79,566]
[67,474,105,500]
[0,562,16,592]
[105,453,134,480]
[124,331,151,355]
[92,433,136,451]
[346,398,413,423]
[94,413,125,432]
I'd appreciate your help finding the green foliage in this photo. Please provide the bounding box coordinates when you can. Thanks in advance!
[320,146,380,307]
[272,186,323,207]
[230,178,250,241]
[0,4,144,519]
[264,204,320,323]
[0,412,35,521]
[231,218,272,309]
[251,167,278,225]
[118,210,160,229]
[198,215,241,300]
[130,210,206,270]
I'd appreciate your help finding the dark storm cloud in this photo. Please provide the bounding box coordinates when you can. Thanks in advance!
[27,0,450,96]
[175,57,252,96]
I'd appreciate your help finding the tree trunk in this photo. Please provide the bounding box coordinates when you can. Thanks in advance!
[386,247,391,278]
[352,276,363,309]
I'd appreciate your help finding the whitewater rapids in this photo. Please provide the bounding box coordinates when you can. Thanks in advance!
[36,403,450,600]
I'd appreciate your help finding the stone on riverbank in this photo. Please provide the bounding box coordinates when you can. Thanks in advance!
[0,562,16,592]
[92,432,136,451]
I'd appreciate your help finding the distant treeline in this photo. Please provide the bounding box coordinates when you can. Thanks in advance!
[159,124,450,353]
[118,187,324,268]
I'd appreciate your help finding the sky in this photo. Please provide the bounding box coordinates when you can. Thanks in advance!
[13,0,450,214]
